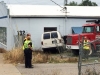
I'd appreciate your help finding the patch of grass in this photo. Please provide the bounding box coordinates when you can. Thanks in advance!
[3,48,24,64]
[32,52,49,63]
[3,48,78,64]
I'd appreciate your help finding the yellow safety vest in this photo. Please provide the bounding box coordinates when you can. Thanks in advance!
[83,40,90,50]
[22,40,32,50]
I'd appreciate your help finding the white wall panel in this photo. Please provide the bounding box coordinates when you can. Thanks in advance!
[0,2,10,50]
[11,18,96,49]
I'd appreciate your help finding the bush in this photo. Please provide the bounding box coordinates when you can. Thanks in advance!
[3,48,24,64]
[3,48,78,64]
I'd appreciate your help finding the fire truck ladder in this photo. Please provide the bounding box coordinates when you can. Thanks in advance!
[86,19,100,24]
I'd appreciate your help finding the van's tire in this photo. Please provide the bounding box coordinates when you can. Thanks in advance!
[72,49,79,56]
[43,49,46,53]
[43,48,50,53]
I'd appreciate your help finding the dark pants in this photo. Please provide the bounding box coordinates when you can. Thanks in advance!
[24,48,32,68]
[82,49,90,59]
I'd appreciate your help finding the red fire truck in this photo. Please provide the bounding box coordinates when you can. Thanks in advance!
[66,20,100,55]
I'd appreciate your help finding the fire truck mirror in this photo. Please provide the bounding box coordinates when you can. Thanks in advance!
[96,26,100,32]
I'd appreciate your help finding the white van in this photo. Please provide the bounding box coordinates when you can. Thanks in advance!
[41,31,64,52]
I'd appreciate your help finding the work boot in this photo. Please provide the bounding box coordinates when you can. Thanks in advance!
[29,66,33,68]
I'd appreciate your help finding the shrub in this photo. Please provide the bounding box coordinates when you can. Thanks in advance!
[3,48,78,64]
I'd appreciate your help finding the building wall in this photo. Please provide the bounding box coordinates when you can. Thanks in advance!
[11,18,65,49]
[65,18,94,34]
[0,1,11,50]
[10,17,95,49]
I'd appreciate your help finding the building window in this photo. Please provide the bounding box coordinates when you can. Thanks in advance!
[0,27,7,45]
[44,27,57,32]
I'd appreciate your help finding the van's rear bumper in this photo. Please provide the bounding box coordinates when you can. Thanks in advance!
[42,43,63,49]
[66,45,79,49]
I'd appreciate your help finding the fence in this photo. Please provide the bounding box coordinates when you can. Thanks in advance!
[0,42,7,50]
[78,36,100,75]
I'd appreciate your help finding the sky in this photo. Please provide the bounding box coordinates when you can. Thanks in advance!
[0,0,100,5]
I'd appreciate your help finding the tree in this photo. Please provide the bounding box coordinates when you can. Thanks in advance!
[79,0,98,6]
[67,0,98,6]
[67,1,78,6]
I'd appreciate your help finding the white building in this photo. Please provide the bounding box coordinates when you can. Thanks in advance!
[0,1,100,50]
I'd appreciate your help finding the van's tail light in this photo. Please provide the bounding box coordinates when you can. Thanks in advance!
[41,41,43,45]
[59,39,61,43]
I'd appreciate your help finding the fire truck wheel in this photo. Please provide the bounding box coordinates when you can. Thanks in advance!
[72,50,79,56]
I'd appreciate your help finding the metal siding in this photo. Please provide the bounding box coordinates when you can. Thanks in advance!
[11,18,96,49]
[0,2,11,50]
[30,18,65,49]
[65,18,96,35]
[11,18,65,49]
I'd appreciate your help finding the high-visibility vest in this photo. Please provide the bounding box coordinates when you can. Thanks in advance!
[83,40,90,50]
[23,40,32,50]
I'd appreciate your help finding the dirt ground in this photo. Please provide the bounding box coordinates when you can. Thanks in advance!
[16,63,78,75]
[0,53,4,64]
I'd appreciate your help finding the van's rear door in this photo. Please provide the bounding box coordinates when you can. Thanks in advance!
[51,32,59,44]
[43,33,52,46]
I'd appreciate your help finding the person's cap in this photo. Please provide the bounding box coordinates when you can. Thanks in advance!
[27,33,31,36]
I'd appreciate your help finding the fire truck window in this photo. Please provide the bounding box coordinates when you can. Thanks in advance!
[83,27,94,33]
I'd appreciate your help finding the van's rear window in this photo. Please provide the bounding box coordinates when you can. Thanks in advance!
[43,33,50,39]
[51,32,58,38]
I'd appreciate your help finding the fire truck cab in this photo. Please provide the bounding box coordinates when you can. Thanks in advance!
[66,20,100,55]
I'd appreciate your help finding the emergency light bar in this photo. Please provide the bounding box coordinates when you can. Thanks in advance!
[86,19,100,24]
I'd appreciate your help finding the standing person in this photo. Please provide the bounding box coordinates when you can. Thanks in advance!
[23,33,33,68]
[83,36,90,60]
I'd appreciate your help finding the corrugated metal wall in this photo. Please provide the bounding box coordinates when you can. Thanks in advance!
[10,17,94,49]
[11,18,65,49]
[0,2,11,50]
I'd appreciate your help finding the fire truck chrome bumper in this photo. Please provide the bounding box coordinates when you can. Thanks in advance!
[66,45,79,49]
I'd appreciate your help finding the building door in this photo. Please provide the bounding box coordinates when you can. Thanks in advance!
[44,27,57,32]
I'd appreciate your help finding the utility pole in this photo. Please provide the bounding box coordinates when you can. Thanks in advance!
[64,0,67,35]
[82,0,83,3]
[64,0,67,6]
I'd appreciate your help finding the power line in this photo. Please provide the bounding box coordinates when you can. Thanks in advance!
[50,0,63,8]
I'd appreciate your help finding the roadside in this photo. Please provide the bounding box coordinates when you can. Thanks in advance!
[0,53,21,75]
[1,48,79,75]
[0,64,21,75]
[16,63,78,75]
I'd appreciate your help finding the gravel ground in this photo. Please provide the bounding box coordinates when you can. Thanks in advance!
[16,63,78,75]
